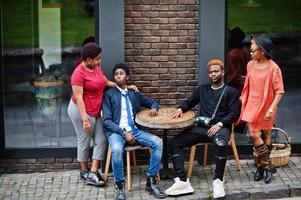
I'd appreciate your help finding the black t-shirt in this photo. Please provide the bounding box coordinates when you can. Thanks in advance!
[178,84,241,128]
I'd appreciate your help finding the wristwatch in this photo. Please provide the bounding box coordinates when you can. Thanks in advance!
[122,131,127,137]
[217,122,223,128]
[268,108,273,113]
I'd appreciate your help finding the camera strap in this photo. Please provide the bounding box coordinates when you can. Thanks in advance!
[211,86,227,120]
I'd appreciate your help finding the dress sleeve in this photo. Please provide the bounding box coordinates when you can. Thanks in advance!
[246,61,253,74]
[272,67,285,94]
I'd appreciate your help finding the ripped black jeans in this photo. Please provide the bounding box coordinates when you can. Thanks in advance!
[169,126,230,181]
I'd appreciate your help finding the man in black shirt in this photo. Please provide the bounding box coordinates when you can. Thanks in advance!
[165,59,240,198]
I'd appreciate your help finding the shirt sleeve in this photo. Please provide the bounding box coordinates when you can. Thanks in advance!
[139,93,159,110]
[272,67,285,94]
[226,52,236,83]
[178,86,200,112]
[71,69,84,87]
[102,91,124,136]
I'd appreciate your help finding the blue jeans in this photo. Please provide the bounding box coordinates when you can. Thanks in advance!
[108,130,163,182]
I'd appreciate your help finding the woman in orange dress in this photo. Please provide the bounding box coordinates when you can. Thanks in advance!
[237,35,284,184]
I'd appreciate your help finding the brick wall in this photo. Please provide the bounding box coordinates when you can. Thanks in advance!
[124,0,199,106]
[0,158,80,173]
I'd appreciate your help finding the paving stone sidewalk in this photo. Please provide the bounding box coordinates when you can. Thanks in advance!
[1,157,301,200]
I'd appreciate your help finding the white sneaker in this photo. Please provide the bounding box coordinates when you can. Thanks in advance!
[165,177,194,196]
[213,178,225,198]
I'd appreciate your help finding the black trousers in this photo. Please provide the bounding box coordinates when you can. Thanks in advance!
[169,126,230,181]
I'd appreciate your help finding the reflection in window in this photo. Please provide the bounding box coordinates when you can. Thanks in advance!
[228,0,301,143]
[1,0,94,148]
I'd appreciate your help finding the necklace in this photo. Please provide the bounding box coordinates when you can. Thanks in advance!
[211,83,224,90]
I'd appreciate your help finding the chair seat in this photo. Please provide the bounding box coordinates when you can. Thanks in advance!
[124,145,143,151]
[103,144,155,191]
[187,124,241,178]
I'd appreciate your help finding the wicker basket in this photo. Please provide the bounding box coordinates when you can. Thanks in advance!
[253,127,291,167]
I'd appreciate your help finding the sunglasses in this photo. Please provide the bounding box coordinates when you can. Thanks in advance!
[250,48,260,54]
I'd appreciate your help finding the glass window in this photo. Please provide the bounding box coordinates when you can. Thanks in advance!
[1,0,95,148]
[228,0,301,143]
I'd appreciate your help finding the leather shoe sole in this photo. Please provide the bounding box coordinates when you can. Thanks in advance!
[146,187,166,199]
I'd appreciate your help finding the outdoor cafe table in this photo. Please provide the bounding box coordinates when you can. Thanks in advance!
[135,107,195,179]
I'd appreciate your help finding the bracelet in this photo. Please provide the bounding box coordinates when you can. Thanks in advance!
[217,122,223,128]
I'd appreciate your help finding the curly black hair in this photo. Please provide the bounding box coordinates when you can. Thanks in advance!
[81,42,102,61]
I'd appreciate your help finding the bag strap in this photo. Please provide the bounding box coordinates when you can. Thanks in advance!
[211,86,227,119]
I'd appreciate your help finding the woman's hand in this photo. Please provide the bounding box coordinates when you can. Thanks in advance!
[128,85,139,92]
[149,108,158,117]
[264,111,272,121]
[83,119,92,133]
[172,108,182,119]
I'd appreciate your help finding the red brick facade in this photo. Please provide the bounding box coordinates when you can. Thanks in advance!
[125,0,199,106]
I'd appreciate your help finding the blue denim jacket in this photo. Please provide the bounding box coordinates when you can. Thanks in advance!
[102,87,159,137]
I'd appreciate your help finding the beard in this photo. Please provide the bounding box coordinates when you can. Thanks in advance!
[210,77,223,84]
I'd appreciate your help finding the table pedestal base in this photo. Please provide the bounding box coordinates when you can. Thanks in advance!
[135,107,195,180]
[159,129,175,180]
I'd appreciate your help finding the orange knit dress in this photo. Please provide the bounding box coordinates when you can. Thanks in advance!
[238,60,285,131]
[241,66,268,123]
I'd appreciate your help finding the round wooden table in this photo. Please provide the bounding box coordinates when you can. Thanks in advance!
[135,107,195,179]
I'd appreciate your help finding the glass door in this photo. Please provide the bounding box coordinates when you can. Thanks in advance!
[228,0,301,143]
[1,0,95,148]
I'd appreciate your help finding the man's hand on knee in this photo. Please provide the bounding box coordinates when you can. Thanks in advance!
[207,124,222,137]
[123,132,136,145]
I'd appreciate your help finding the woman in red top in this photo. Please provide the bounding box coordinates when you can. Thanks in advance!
[67,42,137,186]
[227,27,250,94]
[237,35,284,184]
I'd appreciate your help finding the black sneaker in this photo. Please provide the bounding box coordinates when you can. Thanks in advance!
[86,171,105,186]
[80,169,89,182]
[115,181,126,200]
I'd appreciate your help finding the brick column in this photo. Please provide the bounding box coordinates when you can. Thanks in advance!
[125,0,199,106]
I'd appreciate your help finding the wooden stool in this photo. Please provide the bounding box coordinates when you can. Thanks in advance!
[104,145,154,190]
[187,124,241,178]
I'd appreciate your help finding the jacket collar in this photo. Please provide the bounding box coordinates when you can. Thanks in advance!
[116,85,128,94]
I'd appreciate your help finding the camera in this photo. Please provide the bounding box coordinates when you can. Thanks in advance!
[195,116,213,127]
